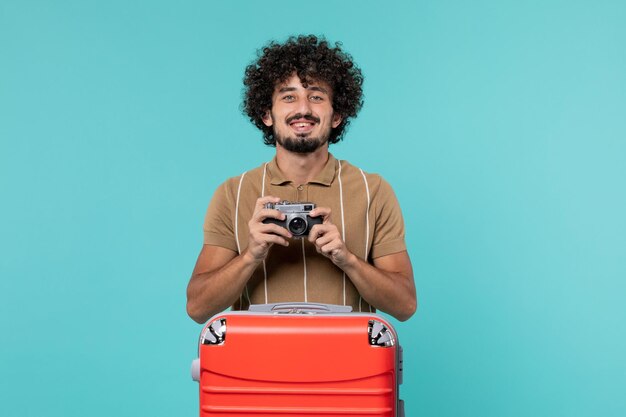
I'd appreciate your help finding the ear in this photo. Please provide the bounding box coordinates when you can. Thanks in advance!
[262,110,273,127]
[331,113,343,129]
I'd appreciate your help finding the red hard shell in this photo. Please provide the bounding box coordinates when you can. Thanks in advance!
[197,312,398,417]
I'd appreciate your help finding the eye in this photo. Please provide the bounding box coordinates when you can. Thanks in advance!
[310,95,324,102]
[282,95,295,102]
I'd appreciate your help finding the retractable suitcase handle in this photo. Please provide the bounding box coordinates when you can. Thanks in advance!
[248,302,353,314]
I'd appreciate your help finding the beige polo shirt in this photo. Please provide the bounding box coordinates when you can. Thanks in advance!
[203,153,406,312]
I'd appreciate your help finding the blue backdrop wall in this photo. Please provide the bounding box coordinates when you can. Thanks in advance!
[1,1,625,416]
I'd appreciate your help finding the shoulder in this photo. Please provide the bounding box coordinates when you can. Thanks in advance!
[336,159,391,195]
[212,162,268,199]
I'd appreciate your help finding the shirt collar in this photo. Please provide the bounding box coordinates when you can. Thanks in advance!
[268,153,337,187]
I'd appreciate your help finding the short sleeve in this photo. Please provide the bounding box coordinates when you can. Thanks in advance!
[370,177,407,259]
[203,181,239,252]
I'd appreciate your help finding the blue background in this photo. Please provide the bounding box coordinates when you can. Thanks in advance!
[1,1,625,416]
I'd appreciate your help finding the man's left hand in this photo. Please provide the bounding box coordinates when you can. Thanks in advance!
[308,207,354,267]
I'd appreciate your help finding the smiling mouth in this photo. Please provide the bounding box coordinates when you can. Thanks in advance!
[289,120,316,133]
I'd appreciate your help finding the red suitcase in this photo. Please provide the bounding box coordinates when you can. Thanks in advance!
[191,302,405,417]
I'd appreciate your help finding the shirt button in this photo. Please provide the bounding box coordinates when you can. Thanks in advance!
[297,185,304,191]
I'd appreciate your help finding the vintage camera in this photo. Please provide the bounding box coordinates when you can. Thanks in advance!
[263,201,323,237]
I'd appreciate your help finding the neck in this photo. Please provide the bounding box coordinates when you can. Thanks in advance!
[275,144,330,185]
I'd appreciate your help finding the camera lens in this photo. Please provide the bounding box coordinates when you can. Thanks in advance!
[288,217,307,236]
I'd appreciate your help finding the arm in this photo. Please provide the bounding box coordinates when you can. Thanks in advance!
[337,250,416,321]
[308,207,417,321]
[186,245,254,323]
[186,196,291,323]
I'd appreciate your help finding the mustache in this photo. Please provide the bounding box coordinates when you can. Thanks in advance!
[286,113,320,124]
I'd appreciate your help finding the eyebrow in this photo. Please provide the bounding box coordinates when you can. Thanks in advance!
[277,85,329,94]
[308,86,329,94]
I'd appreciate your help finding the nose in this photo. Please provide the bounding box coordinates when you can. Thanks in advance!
[294,95,312,115]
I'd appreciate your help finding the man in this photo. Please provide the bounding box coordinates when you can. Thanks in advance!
[187,35,416,323]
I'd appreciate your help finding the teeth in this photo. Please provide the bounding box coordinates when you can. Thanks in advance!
[294,123,311,127]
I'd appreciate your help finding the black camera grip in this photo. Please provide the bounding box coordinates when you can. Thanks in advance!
[262,218,284,226]
[307,215,323,227]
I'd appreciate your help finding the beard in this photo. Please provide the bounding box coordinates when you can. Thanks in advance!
[273,113,330,154]
[275,132,328,154]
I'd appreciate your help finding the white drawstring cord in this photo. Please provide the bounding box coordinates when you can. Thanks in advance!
[235,172,246,255]
[302,239,308,302]
[235,171,247,307]
[359,168,371,312]
[337,160,346,306]
[237,165,270,307]
[359,168,371,260]
[261,163,268,304]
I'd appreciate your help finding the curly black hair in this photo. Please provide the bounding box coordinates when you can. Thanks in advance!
[242,35,364,146]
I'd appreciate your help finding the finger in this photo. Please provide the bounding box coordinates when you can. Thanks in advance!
[251,228,291,245]
[263,234,290,247]
[315,233,336,249]
[320,242,338,257]
[257,223,292,239]
[309,227,325,246]
[254,208,286,223]
[254,195,282,212]
[308,228,320,243]
[308,224,329,243]
[309,207,331,221]
[321,241,345,258]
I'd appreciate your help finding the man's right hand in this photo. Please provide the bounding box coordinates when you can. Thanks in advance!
[244,196,292,263]
[187,196,292,323]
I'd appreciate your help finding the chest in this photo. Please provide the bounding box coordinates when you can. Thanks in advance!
[237,180,373,259]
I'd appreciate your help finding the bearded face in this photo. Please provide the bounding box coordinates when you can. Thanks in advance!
[262,74,343,154]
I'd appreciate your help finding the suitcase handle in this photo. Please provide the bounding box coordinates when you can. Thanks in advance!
[248,302,353,314]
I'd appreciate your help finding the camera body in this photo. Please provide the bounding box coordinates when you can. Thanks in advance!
[263,201,323,237]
